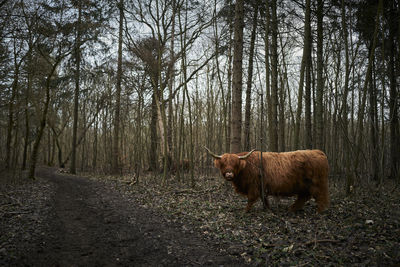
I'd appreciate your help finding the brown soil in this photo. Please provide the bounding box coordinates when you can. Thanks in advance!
[2,167,400,266]
[0,167,242,266]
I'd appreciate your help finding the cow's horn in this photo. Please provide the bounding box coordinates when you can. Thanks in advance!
[204,146,222,159]
[238,149,256,159]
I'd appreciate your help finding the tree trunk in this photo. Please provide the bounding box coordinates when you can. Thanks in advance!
[304,0,312,149]
[340,0,353,194]
[70,3,82,174]
[352,0,383,186]
[244,2,258,151]
[230,0,244,153]
[270,0,279,152]
[149,93,158,171]
[6,62,20,170]
[278,68,285,152]
[315,0,324,150]
[264,0,272,151]
[113,0,123,174]
[389,0,400,180]
[293,0,310,150]
[6,38,25,170]
[92,115,98,169]
[167,0,176,164]
[28,62,60,179]
[22,43,33,170]
[369,64,379,182]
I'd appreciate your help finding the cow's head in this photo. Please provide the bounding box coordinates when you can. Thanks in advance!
[205,147,255,181]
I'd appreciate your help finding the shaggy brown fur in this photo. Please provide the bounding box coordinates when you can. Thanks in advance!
[208,149,330,213]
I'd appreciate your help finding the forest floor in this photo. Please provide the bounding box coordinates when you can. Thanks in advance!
[1,167,400,266]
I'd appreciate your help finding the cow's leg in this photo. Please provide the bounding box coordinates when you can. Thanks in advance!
[310,183,330,213]
[313,190,330,213]
[245,190,260,212]
[245,198,257,213]
[289,194,311,212]
[262,195,271,210]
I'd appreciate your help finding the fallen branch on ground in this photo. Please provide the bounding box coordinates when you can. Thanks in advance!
[303,239,340,246]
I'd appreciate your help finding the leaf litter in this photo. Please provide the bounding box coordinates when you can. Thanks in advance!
[88,172,400,266]
[1,169,399,266]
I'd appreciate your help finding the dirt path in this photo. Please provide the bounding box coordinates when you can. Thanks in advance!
[17,168,242,266]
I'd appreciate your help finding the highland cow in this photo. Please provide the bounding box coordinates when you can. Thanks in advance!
[205,148,330,213]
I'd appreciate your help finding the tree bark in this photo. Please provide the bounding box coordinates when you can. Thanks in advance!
[70,3,82,174]
[340,0,353,194]
[6,56,20,170]
[270,0,279,152]
[113,0,124,174]
[389,0,400,180]
[244,2,259,151]
[304,0,312,149]
[352,0,383,186]
[315,0,324,150]
[369,62,379,182]
[264,0,272,152]
[230,0,244,153]
[149,93,158,171]
[28,61,61,179]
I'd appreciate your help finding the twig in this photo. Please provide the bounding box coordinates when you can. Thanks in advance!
[262,243,277,248]
[172,188,215,195]
[1,194,23,207]
[3,210,30,216]
[303,239,339,246]
[295,262,310,267]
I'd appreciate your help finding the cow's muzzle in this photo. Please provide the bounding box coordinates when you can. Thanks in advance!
[224,172,234,181]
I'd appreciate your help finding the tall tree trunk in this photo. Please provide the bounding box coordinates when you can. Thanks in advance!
[28,62,60,179]
[244,2,259,151]
[113,0,123,174]
[167,0,176,164]
[315,0,324,150]
[213,0,230,153]
[6,61,20,170]
[230,0,244,153]
[294,58,305,150]
[264,0,272,151]
[304,0,312,149]
[93,115,98,169]
[184,74,194,187]
[341,0,353,194]
[389,0,400,180]
[293,0,310,150]
[270,0,279,152]
[369,63,379,182]
[70,3,82,174]
[278,68,285,152]
[149,93,158,171]
[352,0,383,186]
[22,42,33,170]
[280,33,295,151]
[6,38,24,170]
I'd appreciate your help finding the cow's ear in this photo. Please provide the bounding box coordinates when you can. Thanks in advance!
[214,159,221,169]
[239,159,247,171]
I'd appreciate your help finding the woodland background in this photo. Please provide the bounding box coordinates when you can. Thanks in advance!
[0,0,399,193]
